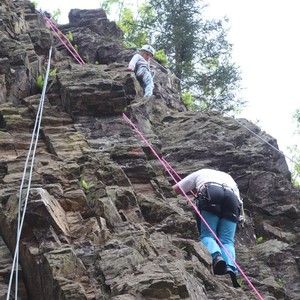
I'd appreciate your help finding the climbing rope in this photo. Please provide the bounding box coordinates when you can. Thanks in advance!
[165,68,299,170]
[123,112,265,300]
[6,47,53,300]
[224,111,300,168]
[161,157,198,197]
[41,12,85,65]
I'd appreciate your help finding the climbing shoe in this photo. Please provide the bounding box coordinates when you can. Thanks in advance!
[213,255,226,275]
[226,267,241,288]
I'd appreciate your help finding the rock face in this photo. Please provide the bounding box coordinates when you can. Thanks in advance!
[0,1,299,300]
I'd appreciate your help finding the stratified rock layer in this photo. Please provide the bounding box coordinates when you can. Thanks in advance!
[0,1,299,299]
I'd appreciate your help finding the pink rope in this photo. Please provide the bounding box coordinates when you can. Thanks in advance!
[44,15,85,65]
[123,113,264,300]
[161,157,197,197]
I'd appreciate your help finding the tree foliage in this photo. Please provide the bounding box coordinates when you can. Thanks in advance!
[293,108,300,126]
[146,0,199,81]
[51,8,61,23]
[143,0,244,112]
[118,7,148,47]
[288,109,300,187]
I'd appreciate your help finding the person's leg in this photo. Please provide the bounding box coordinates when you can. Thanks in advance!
[201,211,227,274]
[200,211,221,257]
[142,70,154,96]
[135,67,146,94]
[217,218,237,273]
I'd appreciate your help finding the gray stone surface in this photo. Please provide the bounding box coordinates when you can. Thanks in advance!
[0,1,299,299]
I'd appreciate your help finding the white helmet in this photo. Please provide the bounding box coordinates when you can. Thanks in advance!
[140,45,155,56]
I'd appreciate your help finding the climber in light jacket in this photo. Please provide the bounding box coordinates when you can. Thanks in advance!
[128,45,155,97]
[172,168,242,288]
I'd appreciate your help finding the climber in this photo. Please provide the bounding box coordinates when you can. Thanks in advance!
[128,45,155,97]
[172,168,242,288]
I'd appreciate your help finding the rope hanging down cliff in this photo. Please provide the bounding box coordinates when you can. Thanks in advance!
[122,113,265,300]
[40,11,85,64]
[6,47,53,300]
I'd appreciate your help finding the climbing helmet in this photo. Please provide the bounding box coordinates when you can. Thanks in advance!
[140,45,155,56]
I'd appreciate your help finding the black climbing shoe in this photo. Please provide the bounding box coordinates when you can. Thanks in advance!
[213,255,226,275]
[226,267,241,288]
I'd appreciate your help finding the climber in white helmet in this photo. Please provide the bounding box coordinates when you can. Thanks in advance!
[128,45,155,97]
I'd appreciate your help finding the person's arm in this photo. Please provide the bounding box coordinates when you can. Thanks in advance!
[128,54,139,72]
[172,172,196,196]
[172,184,182,195]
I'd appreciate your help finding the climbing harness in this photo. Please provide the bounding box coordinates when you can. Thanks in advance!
[123,113,264,300]
[195,183,241,223]
[5,47,53,300]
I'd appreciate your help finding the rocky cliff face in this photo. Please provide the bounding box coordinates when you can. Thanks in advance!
[0,1,299,299]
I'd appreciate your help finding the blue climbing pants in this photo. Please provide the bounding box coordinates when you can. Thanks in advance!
[200,210,237,273]
[135,66,154,97]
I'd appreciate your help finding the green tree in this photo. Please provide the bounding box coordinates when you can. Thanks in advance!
[288,109,300,186]
[51,8,61,23]
[102,0,126,19]
[144,0,243,112]
[102,0,150,47]
[293,108,300,125]
[191,53,244,113]
[102,0,168,66]
[30,1,38,7]
[145,0,199,81]
[118,7,148,47]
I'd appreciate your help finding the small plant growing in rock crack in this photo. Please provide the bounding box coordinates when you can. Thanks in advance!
[66,32,79,51]
[256,236,264,244]
[36,69,57,92]
[36,75,44,91]
[237,278,245,289]
[276,278,284,288]
[80,176,94,193]
[66,31,74,43]
[30,1,38,7]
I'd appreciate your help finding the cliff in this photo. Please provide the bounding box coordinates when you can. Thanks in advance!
[0,1,299,299]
